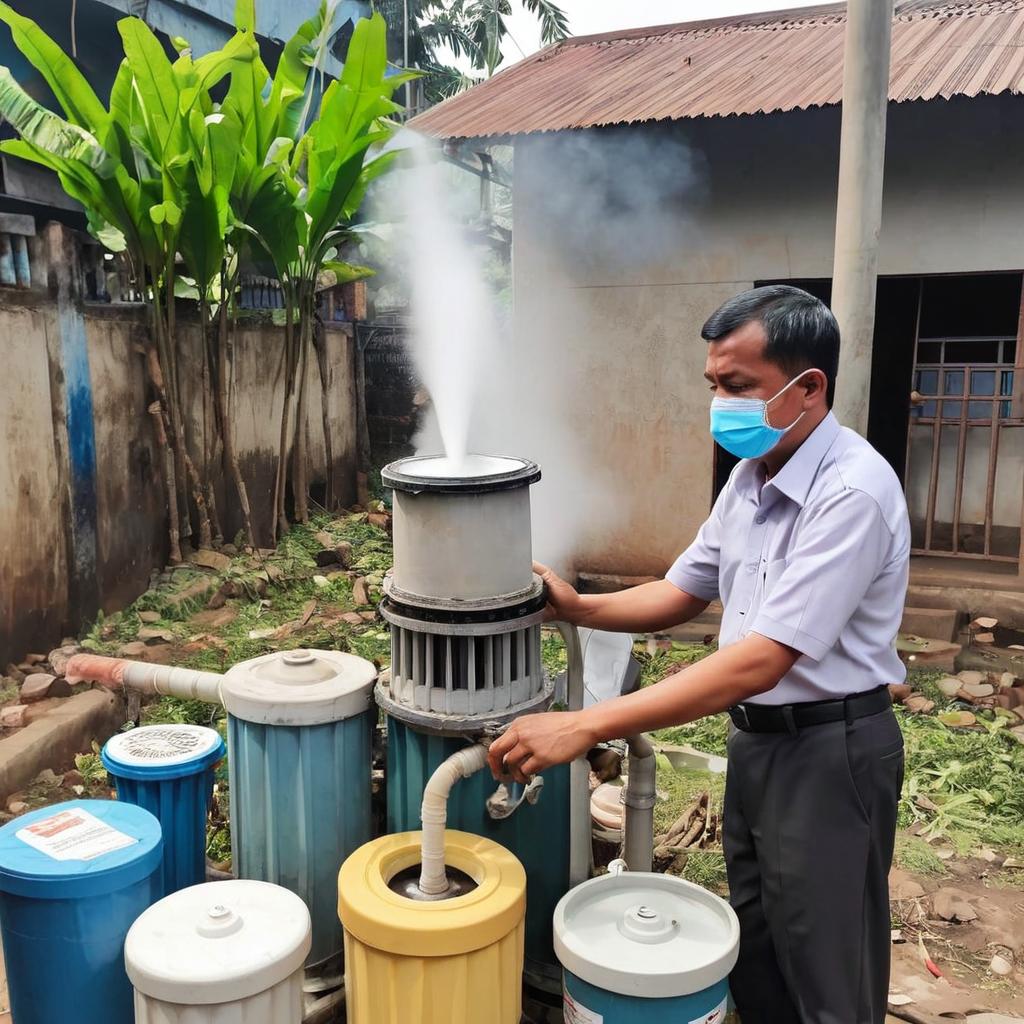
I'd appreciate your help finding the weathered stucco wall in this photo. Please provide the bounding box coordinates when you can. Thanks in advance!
[0,285,359,665]
[513,93,1024,575]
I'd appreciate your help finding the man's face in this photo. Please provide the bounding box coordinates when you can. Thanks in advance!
[703,321,803,427]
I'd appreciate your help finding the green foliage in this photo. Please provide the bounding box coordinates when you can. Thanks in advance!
[142,696,224,727]
[894,833,948,877]
[74,751,108,786]
[653,714,730,758]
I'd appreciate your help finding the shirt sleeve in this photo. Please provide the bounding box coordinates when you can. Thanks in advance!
[750,488,892,661]
[665,489,726,602]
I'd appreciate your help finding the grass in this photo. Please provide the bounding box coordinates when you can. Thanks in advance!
[894,832,948,876]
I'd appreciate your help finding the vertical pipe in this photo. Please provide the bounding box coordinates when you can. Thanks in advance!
[830,0,895,436]
[12,234,30,288]
[0,234,15,286]
[557,622,591,887]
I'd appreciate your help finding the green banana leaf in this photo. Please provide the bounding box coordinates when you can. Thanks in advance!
[0,68,114,175]
[0,1,106,129]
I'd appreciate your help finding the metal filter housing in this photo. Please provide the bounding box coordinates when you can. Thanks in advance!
[382,454,541,606]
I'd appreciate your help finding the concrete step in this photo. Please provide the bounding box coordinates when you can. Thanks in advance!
[901,605,961,643]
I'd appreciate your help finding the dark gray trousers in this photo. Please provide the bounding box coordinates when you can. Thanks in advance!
[723,707,905,1024]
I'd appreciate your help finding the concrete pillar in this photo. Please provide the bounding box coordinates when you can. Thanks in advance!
[831,0,895,435]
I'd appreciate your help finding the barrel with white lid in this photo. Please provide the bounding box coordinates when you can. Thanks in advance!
[220,648,377,967]
[126,878,311,1023]
[102,724,225,895]
[0,799,162,1024]
[554,864,740,1024]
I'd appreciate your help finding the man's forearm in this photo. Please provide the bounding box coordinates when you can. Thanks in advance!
[581,633,799,740]
[573,579,710,633]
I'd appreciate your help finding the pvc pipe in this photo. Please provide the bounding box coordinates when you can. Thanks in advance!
[556,622,592,887]
[623,733,656,873]
[65,654,224,705]
[418,743,489,895]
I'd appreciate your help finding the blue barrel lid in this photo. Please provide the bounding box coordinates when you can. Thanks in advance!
[102,724,226,781]
[0,799,162,899]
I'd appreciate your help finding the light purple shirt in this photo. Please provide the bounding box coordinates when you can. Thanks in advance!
[666,412,910,705]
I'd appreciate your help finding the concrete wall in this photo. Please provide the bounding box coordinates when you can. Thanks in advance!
[512,94,1024,575]
[0,252,359,665]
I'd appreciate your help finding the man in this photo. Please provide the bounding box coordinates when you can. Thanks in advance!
[489,285,909,1024]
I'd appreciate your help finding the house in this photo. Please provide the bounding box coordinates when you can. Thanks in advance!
[411,0,1024,623]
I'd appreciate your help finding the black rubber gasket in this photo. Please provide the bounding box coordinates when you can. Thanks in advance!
[382,455,541,495]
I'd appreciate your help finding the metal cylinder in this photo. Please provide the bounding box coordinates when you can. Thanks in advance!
[383,454,540,605]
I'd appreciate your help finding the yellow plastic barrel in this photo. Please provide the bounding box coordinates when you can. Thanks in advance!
[338,830,526,1024]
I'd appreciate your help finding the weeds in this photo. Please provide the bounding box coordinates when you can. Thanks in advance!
[894,833,948,876]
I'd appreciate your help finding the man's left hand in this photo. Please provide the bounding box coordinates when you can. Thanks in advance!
[487,711,597,783]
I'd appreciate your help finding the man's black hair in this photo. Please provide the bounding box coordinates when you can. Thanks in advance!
[701,285,840,408]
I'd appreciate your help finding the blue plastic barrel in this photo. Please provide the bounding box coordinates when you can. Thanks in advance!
[0,799,162,1024]
[555,867,739,1024]
[102,724,225,895]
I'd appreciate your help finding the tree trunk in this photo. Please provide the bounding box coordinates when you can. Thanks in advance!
[312,313,335,509]
[272,297,298,543]
[217,275,256,548]
[148,399,182,564]
[200,299,223,546]
[292,298,312,524]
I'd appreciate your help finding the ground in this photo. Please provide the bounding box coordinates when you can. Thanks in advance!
[1,511,1023,1022]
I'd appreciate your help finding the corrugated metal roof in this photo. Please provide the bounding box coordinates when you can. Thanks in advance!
[410,0,1024,139]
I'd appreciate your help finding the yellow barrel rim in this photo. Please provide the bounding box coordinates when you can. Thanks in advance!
[338,830,526,957]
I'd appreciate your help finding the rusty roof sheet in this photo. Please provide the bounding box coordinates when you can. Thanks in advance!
[410,0,1024,139]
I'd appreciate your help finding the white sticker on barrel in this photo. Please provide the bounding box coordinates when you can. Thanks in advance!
[16,809,137,861]
[563,986,603,1024]
[689,996,728,1024]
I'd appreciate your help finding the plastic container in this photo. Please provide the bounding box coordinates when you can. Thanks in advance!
[126,878,311,1023]
[386,718,570,982]
[0,799,162,1024]
[221,648,376,966]
[102,724,225,895]
[338,830,526,1024]
[554,866,740,1024]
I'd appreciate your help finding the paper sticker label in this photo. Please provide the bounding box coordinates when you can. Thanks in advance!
[690,996,729,1024]
[563,986,603,1024]
[16,809,137,862]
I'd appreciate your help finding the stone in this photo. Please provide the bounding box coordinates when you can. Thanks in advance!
[138,627,176,644]
[315,548,342,567]
[341,612,365,626]
[989,954,1013,976]
[359,611,377,623]
[7,801,27,815]
[138,610,161,624]
[62,769,84,788]
[221,543,238,557]
[932,887,978,923]
[4,664,25,685]
[190,548,232,572]
[336,541,354,569]
[24,654,46,666]
[166,577,219,610]
[352,578,370,606]
[34,768,60,787]
[0,706,27,729]
[47,645,80,678]
[206,586,228,610]
[957,670,987,687]
[889,870,925,900]
[314,530,335,549]
[190,607,238,630]
[367,512,390,531]
[118,641,149,658]
[20,673,71,703]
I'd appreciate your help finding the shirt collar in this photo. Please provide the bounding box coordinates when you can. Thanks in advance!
[762,411,841,508]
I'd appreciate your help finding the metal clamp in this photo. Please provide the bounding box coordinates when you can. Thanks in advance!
[485,776,544,820]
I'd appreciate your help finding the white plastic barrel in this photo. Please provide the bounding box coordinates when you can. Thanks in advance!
[125,879,311,1023]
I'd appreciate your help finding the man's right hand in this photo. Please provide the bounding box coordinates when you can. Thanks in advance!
[533,561,584,624]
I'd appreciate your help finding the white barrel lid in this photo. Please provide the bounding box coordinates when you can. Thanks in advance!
[125,879,311,1004]
[553,870,740,999]
[104,724,222,768]
[220,649,376,726]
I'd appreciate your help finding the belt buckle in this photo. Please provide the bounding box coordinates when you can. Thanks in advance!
[732,704,752,731]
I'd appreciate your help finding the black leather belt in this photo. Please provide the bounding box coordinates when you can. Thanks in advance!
[728,685,891,734]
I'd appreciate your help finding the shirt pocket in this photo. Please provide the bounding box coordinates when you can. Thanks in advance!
[762,557,788,600]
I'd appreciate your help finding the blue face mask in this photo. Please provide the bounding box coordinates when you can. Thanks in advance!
[709,370,813,460]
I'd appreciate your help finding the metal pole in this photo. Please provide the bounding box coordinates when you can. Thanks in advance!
[830,0,895,436]
[403,0,411,115]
